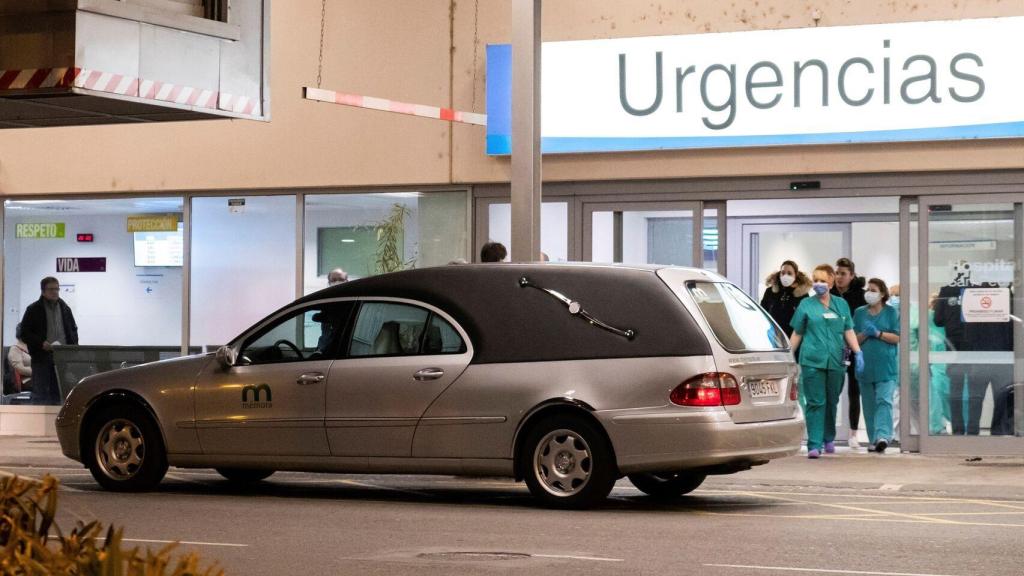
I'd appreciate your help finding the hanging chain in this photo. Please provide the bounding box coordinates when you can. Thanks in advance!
[316,0,327,88]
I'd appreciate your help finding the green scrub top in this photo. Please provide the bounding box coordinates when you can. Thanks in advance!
[853,304,899,382]
[791,295,853,370]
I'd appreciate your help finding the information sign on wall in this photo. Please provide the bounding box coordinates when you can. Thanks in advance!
[487,16,1024,154]
[961,287,1010,323]
[56,257,107,273]
[16,223,65,238]
[127,214,179,233]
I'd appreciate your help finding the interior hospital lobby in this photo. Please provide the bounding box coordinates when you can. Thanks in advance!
[0,0,1022,457]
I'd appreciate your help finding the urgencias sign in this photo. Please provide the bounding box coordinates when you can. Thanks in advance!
[486,16,1023,154]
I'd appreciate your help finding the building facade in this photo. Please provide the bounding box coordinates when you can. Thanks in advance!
[0,1,1021,454]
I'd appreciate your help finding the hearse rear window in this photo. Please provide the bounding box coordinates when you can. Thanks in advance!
[686,282,787,353]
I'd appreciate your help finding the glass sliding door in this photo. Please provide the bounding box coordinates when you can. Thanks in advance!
[918,196,1023,453]
[582,201,704,267]
[479,199,570,262]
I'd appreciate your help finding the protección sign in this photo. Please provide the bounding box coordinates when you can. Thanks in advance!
[961,287,1010,323]
[127,214,179,233]
[16,223,65,239]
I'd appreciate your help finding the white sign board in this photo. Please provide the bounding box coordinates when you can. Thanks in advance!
[961,287,1010,323]
[487,16,1024,154]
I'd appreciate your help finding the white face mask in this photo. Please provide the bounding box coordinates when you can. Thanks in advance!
[864,291,882,305]
[779,274,795,287]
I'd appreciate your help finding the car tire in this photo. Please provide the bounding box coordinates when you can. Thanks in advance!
[216,468,275,483]
[85,403,167,492]
[627,472,706,499]
[521,414,616,509]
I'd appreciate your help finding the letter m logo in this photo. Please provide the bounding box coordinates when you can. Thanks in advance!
[242,383,272,403]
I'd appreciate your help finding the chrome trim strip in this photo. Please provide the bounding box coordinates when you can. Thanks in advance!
[417,416,507,425]
[196,418,324,428]
[325,417,419,428]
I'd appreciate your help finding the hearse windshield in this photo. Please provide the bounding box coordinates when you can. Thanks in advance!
[686,281,787,353]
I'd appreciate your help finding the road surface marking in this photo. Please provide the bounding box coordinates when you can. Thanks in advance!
[532,553,624,562]
[738,491,960,525]
[122,538,248,548]
[705,563,962,576]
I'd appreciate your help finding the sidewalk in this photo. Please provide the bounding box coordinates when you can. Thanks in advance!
[2,436,1022,499]
[708,446,1024,500]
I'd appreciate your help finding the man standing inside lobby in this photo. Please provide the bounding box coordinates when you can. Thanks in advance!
[20,276,78,405]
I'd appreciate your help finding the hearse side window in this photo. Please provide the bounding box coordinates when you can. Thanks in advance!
[687,282,787,353]
[239,303,352,365]
[424,313,466,354]
[349,302,465,357]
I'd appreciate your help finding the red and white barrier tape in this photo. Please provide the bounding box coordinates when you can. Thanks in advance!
[303,86,486,126]
[0,67,79,90]
[1,67,260,117]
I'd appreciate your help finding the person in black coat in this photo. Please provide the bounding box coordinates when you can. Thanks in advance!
[832,257,868,448]
[760,260,811,337]
[20,276,78,405]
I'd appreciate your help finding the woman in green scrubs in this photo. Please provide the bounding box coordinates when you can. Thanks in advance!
[790,264,865,459]
[853,278,900,453]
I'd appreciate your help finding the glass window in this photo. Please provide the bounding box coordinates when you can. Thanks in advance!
[2,197,184,405]
[240,303,351,365]
[591,208,694,266]
[703,208,720,273]
[487,202,568,262]
[304,192,468,294]
[687,281,787,353]
[190,195,296,350]
[423,314,466,354]
[348,302,465,357]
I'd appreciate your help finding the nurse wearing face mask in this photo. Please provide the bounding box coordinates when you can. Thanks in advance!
[760,260,812,337]
[789,264,864,459]
[853,279,901,453]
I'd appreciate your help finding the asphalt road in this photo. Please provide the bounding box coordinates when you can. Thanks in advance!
[5,463,1022,576]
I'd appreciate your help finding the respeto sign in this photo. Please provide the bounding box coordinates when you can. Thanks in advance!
[486,17,1024,154]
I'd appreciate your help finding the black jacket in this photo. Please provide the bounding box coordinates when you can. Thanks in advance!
[20,297,79,358]
[831,275,867,313]
[760,271,811,336]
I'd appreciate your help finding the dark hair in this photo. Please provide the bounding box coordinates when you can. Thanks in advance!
[480,242,508,263]
[40,276,59,292]
[867,277,890,304]
[835,257,855,274]
[780,260,800,274]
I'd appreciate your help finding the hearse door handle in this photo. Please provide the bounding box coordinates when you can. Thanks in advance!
[414,368,444,381]
[296,372,325,385]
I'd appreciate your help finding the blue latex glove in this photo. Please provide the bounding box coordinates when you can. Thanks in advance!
[854,351,865,376]
[863,322,881,338]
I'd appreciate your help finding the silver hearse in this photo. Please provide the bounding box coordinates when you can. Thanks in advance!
[57,264,804,508]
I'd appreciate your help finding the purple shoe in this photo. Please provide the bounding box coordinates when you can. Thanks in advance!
[807,449,820,459]
[824,441,836,454]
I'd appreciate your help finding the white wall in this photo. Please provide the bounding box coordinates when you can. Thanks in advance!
[4,214,182,347]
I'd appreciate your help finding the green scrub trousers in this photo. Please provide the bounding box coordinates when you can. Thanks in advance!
[802,366,845,451]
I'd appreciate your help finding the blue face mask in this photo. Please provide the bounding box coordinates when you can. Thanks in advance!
[812,282,829,296]
[889,296,900,307]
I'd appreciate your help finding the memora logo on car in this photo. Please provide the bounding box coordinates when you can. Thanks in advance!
[241,383,272,409]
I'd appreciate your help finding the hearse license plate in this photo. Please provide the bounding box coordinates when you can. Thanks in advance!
[749,380,780,398]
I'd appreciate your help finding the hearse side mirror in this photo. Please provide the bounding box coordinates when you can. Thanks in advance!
[215,346,237,370]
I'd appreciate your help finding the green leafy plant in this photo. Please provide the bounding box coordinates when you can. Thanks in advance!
[1,473,222,575]
[374,203,416,274]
